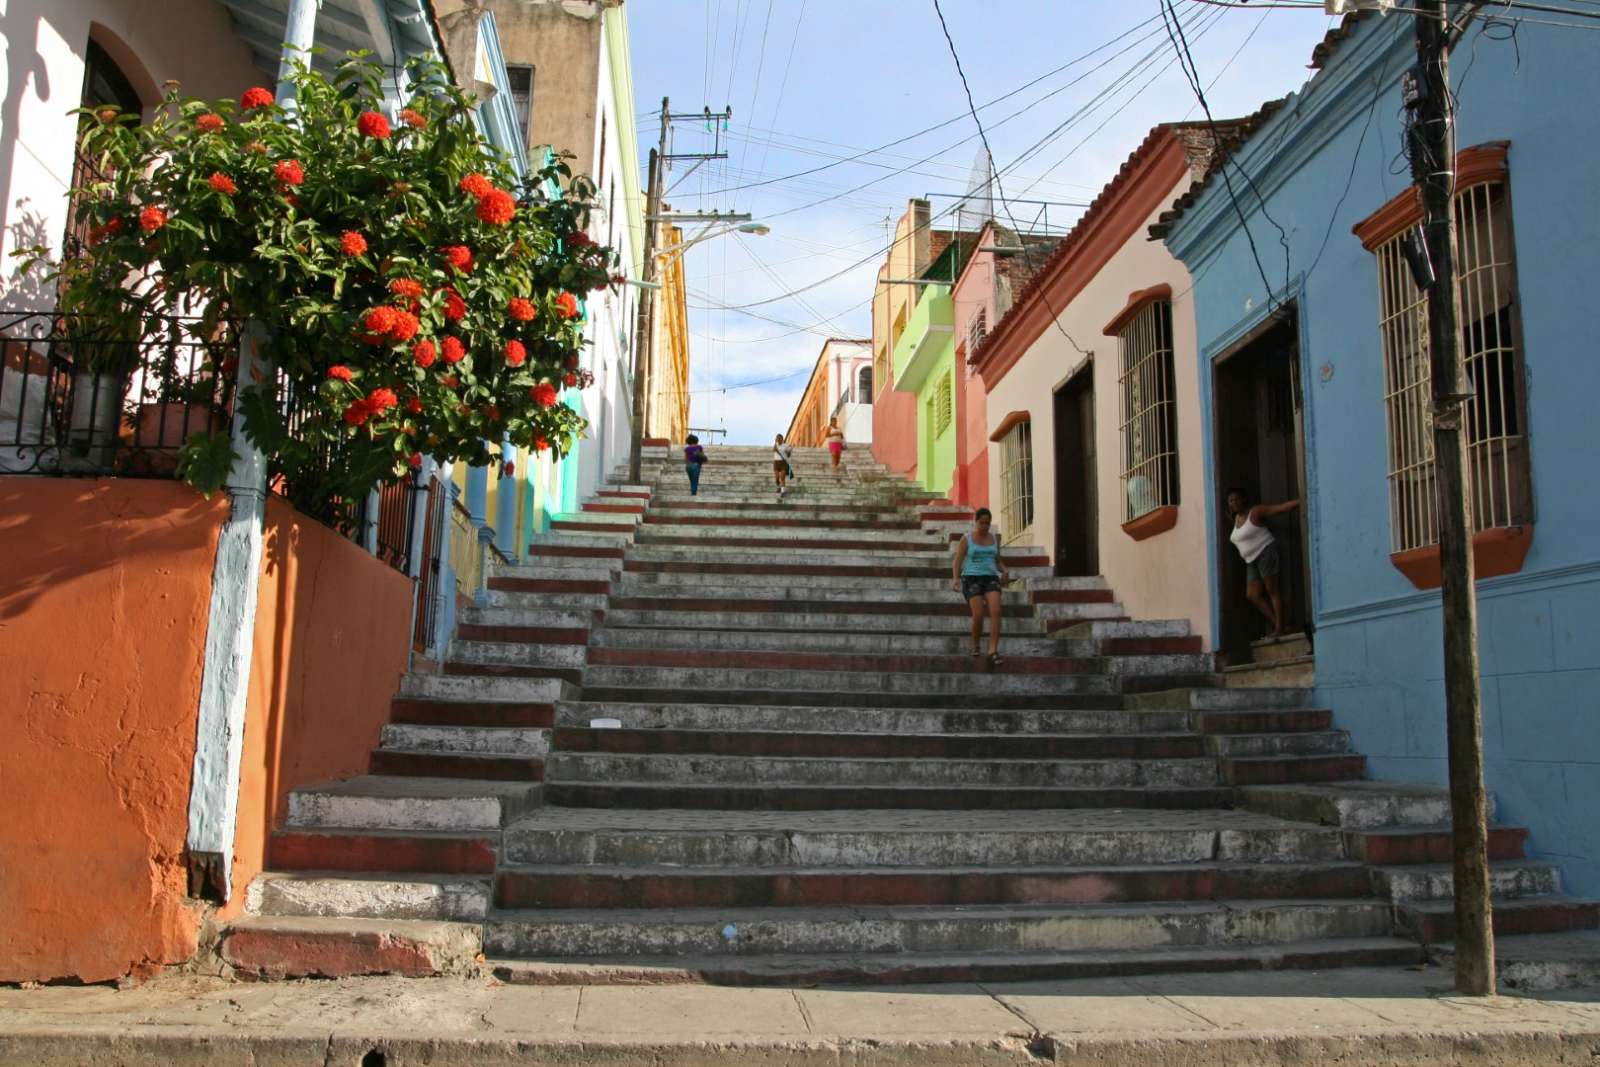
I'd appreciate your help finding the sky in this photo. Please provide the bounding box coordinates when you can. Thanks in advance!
[624,0,1343,445]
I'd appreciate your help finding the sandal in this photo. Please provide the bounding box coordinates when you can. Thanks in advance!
[987,652,1003,669]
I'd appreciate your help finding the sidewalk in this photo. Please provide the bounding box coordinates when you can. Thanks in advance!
[2,965,1597,1066]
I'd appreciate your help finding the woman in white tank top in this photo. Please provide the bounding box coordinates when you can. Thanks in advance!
[1226,488,1300,637]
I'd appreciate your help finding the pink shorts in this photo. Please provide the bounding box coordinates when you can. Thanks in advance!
[828,441,844,455]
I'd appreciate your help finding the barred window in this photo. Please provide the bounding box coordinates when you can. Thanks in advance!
[506,65,533,140]
[1117,300,1179,521]
[873,345,888,399]
[935,371,953,436]
[1375,178,1530,553]
[1000,420,1034,539]
[858,364,873,405]
[966,307,987,354]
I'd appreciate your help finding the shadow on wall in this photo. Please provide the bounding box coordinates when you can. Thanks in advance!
[3,205,60,307]
[0,16,55,271]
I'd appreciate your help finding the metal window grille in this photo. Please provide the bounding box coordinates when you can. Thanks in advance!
[505,65,533,139]
[858,364,873,405]
[966,307,988,354]
[1000,420,1034,539]
[1117,300,1179,521]
[935,371,953,436]
[1375,179,1530,553]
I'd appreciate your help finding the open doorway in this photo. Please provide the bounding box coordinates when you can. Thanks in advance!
[1212,312,1312,665]
[1053,365,1098,576]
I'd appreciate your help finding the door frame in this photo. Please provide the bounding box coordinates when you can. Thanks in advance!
[1051,361,1097,576]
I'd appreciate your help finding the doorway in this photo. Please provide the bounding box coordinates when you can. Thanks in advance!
[1053,366,1098,576]
[1212,312,1312,664]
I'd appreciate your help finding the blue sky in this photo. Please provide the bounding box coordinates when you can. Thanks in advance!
[625,1,1341,444]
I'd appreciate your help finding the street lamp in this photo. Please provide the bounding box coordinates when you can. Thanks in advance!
[626,216,769,483]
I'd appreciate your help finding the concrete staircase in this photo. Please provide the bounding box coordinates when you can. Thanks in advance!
[223,445,1597,986]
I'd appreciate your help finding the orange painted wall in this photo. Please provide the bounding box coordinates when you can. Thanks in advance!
[0,478,226,983]
[226,496,414,911]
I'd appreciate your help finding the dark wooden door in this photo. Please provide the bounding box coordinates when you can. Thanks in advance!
[1053,368,1098,576]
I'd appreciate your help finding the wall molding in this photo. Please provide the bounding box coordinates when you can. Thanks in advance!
[1317,558,1600,626]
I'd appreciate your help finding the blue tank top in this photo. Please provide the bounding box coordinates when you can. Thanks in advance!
[961,533,1000,577]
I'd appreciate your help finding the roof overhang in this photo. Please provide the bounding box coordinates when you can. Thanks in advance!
[218,0,447,80]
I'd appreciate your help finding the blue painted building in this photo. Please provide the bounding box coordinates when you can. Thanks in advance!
[1157,12,1600,893]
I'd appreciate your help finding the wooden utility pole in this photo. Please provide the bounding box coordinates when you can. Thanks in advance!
[1410,0,1495,996]
[627,97,669,485]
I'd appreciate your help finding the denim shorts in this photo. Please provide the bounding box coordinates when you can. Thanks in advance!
[1245,541,1281,584]
[961,575,1002,601]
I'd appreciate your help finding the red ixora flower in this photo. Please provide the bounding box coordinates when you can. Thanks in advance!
[563,372,577,387]
[412,339,436,368]
[208,172,238,196]
[556,292,580,319]
[503,461,515,478]
[342,399,372,426]
[241,87,275,110]
[443,289,467,323]
[504,339,526,367]
[507,297,536,322]
[195,113,225,133]
[388,310,420,342]
[364,306,399,339]
[409,451,424,468]
[326,365,354,381]
[340,231,368,257]
[389,278,425,299]
[366,387,399,414]
[139,206,166,232]
[530,382,558,408]
[567,231,594,248]
[357,111,391,139]
[406,394,424,414]
[439,374,460,389]
[440,245,474,273]
[89,217,123,244]
[475,188,516,226]
[273,159,304,186]
[399,108,427,129]
[459,173,494,199]
[533,435,550,453]
[441,336,466,365]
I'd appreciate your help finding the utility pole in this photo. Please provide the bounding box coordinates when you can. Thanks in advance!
[1409,0,1495,997]
[627,97,669,486]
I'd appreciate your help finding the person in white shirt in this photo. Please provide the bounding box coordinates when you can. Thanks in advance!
[773,434,793,499]
[1226,488,1300,638]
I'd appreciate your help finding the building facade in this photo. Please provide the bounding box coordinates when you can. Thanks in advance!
[1158,13,1600,894]
[785,338,872,448]
[646,217,691,446]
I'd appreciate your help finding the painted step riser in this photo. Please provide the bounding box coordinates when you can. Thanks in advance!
[1375,865,1561,903]
[285,793,522,832]
[483,902,1395,959]
[577,666,1121,696]
[399,674,574,704]
[501,828,1347,869]
[380,724,551,757]
[591,629,1061,658]
[599,609,1047,635]
[248,875,490,923]
[545,754,1220,789]
[553,701,1184,735]
[1206,733,1352,758]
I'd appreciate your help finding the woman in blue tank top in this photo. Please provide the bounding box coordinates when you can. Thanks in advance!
[951,507,1011,667]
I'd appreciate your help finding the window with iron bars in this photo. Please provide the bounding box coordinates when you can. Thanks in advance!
[873,345,888,399]
[1000,419,1034,539]
[1374,178,1530,553]
[966,306,987,355]
[1117,300,1179,522]
[934,370,953,437]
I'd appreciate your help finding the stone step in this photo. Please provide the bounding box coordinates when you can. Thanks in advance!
[617,565,1010,588]
[1057,618,1193,640]
[389,698,556,729]
[284,775,540,831]
[646,501,910,516]
[448,639,589,669]
[546,750,1220,789]
[553,700,1186,735]
[482,899,1395,959]
[1203,731,1350,758]
[1218,754,1367,787]
[494,860,1375,911]
[269,828,500,874]
[487,936,1425,987]
[380,724,550,757]
[1341,823,1529,865]
[635,529,949,550]
[1239,781,1485,830]
[1224,657,1316,689]
[499,807,1345,868]
[642,512,923,530]
[1398,896,1600,945]
[1371,861,1563,903]
[370,748,545,782]
[437,661,584,687]
[574,685,1132,712]
[459,606,601,631]
[482,591,610,613]
[626,543,956,566]
[1035,602,1128,623]
[529,530,634,548]
[605,594,1037,617]
[1193,709,1334,735]
[542,780,1234,811]
[583,646,1115,678]
[497,555,621,576]
[576,664,1121,697]
[485,576,612,598]
[1251,632,1314,663]
[220,916,482,980]
[1128,687,1313,711]
[550,510,639,526]
[592,626,1059,657]
[600,606,1048,634]
[247,871,492,923]
[1430,930,1600,993]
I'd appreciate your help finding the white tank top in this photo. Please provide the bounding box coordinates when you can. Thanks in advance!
[1230,515,1275,564]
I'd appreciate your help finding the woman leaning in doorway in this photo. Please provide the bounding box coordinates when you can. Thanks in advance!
[951,507,1010,668]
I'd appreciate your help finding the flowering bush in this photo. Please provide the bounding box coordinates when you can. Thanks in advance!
[52,55,619,509]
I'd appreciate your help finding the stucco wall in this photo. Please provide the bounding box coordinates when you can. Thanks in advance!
[472,0,600,176]
[227,497,415,912]
[1167,18,1600,893]
[871,217,922,478]
[1,0,257,301]
[983,197,1212,642]
[953,250,997,509]
[0,478,226,983]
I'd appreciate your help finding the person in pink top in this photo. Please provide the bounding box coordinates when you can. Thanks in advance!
[1226,488,1300,637]
[825,417,845,475]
